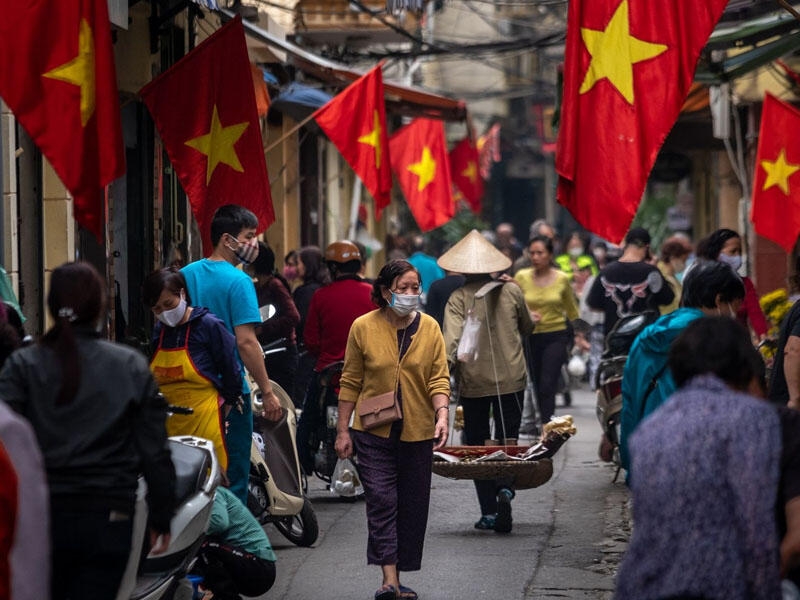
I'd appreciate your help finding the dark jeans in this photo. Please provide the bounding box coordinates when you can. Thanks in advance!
[194,539,276,599]
[460,393,522,515]
[352,425,433,571]
[293,350,316,408]
[50,506,133,600]
[296,373,322,474]
[528,330,570,423]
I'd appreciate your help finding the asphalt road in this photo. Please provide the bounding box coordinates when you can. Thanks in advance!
[257,383,631,600]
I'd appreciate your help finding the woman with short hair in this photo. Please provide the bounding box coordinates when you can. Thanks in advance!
[335,259,449,600]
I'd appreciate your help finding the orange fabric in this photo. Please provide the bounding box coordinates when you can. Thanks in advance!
[555,0,728,243]
[681,82,709,113]
[751,93,800,253]
[314,66,393,218]
[0,0,125,241]
[389,118,454,232]
[140,17,274,255]
[250,63,270,117]
[150,327,229,470]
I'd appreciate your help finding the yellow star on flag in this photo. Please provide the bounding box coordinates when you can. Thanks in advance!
[185,105,249,184]
[579,0,668,105]
[408,147,437,192]
[462,161,478,184]
[761,148,800,196]
[358,110,383,168]
[43,18,96,126]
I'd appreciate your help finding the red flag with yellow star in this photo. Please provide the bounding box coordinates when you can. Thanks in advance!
[0,0,125,240]
[389,118,454,232]
[751,94,800,253]
[314,66,392,217]
[556,0,727,243]
[140,17,273,254]
[449,137,484,214]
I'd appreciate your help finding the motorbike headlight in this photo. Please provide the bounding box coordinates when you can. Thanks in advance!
[326,405,339,429]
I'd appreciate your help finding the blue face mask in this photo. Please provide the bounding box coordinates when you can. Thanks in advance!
[718,252,742,272]
[389,292,419,317]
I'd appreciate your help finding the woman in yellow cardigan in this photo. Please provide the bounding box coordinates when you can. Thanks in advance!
[514,235,579,425]
[335,259,450,600]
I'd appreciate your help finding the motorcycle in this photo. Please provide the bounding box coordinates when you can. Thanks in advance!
[116,432,220,600]
[595,311,658,478]
[295,359,364,498]
[249,375,319,547]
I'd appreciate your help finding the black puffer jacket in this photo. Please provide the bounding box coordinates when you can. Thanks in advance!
[0,330,175,531]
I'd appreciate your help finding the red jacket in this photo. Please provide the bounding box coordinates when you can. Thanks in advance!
[304,277,375,370]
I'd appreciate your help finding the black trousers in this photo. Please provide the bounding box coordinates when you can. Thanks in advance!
[50,506,133,600]
[527,330,570,423]
[460,392,522,516]
[352,426,433,571]
[194,539,276,599]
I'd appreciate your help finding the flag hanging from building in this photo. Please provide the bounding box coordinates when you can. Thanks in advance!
[751,93,800,253]
[389,118,454,232]
[555,0,728,243]
[314,66,392,218]
[450,137,484,214]
[0,0,125,241]
[140,16,274,255]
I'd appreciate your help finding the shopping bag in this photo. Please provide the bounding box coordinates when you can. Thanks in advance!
[457,308,481,363]
[330,457,363,497]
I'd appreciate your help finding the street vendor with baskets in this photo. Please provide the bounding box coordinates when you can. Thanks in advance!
[441,230,535,533]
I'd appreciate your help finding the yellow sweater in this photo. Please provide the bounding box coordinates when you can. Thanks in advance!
[513,268,579,333]
[338,309,451,441]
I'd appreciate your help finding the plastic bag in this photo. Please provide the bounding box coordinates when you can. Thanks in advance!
[457,308,481,363]
[330,457,364,497]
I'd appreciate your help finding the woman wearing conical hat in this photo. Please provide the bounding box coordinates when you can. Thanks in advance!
[440,230,534,533]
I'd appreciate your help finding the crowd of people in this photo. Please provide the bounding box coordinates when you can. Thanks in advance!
[5,207,800,599]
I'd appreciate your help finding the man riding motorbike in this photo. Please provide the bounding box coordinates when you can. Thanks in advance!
[296,241,375,475]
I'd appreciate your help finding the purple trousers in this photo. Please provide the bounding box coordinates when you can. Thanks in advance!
[352,425,434,571]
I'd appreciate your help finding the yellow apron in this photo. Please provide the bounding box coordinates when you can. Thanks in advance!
[150,325,228,471]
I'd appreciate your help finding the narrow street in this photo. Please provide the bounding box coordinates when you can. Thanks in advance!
[261,384,631,600]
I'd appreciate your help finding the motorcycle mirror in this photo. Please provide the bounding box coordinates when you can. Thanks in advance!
[259,304,277,322]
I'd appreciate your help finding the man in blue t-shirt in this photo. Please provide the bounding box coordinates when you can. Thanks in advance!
[182,205,281,503]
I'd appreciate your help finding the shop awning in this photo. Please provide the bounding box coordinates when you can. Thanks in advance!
[220,8,467,121]
[695,4,800,84]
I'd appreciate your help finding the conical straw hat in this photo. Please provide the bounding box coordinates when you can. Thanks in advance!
[437,229,512,274]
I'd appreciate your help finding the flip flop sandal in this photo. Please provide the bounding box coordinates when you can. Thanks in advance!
[374,584,397,600]
[398,585,418,599]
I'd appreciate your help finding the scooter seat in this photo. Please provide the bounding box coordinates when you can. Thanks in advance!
[169,439,212,506]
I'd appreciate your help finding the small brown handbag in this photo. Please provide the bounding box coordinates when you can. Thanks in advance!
[358,390,402,430]
[357,325,407,430]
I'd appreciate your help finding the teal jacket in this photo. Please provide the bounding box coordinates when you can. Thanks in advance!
[620,307,704,472]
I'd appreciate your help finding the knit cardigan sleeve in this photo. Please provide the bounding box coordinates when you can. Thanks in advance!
[338,311,450,441]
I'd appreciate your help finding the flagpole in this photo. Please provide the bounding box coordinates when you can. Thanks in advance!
[263,111,319,154]
[777,0,800,21]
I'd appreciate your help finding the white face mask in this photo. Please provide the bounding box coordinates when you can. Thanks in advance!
[157,296,187,328]
[718,252,742,272]
[389,292,419,317]
[568,247,583,258]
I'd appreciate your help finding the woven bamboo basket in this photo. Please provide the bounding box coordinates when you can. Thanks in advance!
[432,445,554,490]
